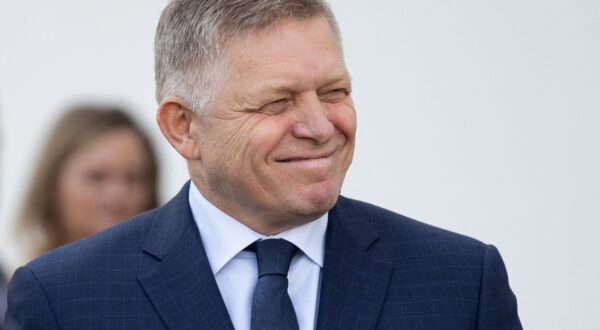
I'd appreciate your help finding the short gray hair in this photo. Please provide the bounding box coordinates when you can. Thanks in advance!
[155,0,341,114]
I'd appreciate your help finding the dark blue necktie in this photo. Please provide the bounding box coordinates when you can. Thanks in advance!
[251,239,299,330]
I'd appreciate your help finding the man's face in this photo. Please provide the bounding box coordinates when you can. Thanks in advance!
[190,17,356,233]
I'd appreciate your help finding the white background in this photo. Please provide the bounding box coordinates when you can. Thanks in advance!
[1,1,599,329]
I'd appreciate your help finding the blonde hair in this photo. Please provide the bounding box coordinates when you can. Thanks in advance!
[16,105,160,257]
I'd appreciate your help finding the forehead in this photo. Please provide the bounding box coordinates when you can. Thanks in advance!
[223,17,349,91]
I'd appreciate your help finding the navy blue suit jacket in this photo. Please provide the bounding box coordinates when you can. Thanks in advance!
[6,182,521,329]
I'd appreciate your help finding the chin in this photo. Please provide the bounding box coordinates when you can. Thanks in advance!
[294,184,340,216]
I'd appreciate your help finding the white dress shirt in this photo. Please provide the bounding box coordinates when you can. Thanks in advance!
[188,183,327,330]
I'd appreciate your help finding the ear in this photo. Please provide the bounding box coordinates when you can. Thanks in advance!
[156,96,201,160]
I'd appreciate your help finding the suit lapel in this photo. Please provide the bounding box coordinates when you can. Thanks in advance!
[317,197,394,330]
[138,182,234,330]
[136,185,391,329]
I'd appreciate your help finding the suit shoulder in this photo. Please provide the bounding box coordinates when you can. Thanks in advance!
[337,196,488,253]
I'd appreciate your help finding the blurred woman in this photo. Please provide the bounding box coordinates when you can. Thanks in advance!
[16,105,160,258]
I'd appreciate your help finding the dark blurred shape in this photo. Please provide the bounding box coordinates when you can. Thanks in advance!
[15,104,160,259]
[0,265,6,329]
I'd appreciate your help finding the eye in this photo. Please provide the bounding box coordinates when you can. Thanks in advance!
[259,98,292,115]
[125,171,148,186]
[84,169,107,185]
[319,89,350,103]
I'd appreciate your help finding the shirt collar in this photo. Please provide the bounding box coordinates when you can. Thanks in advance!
[188,182,328,275]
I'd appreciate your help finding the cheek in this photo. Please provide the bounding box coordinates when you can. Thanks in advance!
[331,106,357,172]
[213,116,289,170]
[130,183,153,210]
[206,120,252,164]
[331,106,357,139]
[56,173,96,222]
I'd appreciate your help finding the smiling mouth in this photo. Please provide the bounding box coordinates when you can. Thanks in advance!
[275,150,335,163]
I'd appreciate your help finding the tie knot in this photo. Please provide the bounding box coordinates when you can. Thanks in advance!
[254,239,298,278]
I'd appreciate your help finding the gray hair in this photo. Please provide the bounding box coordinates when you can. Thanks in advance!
[155,0,341,114]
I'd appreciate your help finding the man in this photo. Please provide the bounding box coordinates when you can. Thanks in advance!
[6,0,522,329]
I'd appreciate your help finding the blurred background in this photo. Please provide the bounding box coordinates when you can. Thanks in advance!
[0,0,598,329]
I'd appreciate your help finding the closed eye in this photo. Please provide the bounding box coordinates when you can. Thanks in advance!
[319,89,350,103]
[259,98,292,115]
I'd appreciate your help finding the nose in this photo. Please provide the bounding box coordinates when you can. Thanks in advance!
[291,93,335,144]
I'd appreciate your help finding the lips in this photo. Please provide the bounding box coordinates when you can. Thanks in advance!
[275,149,335,163]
